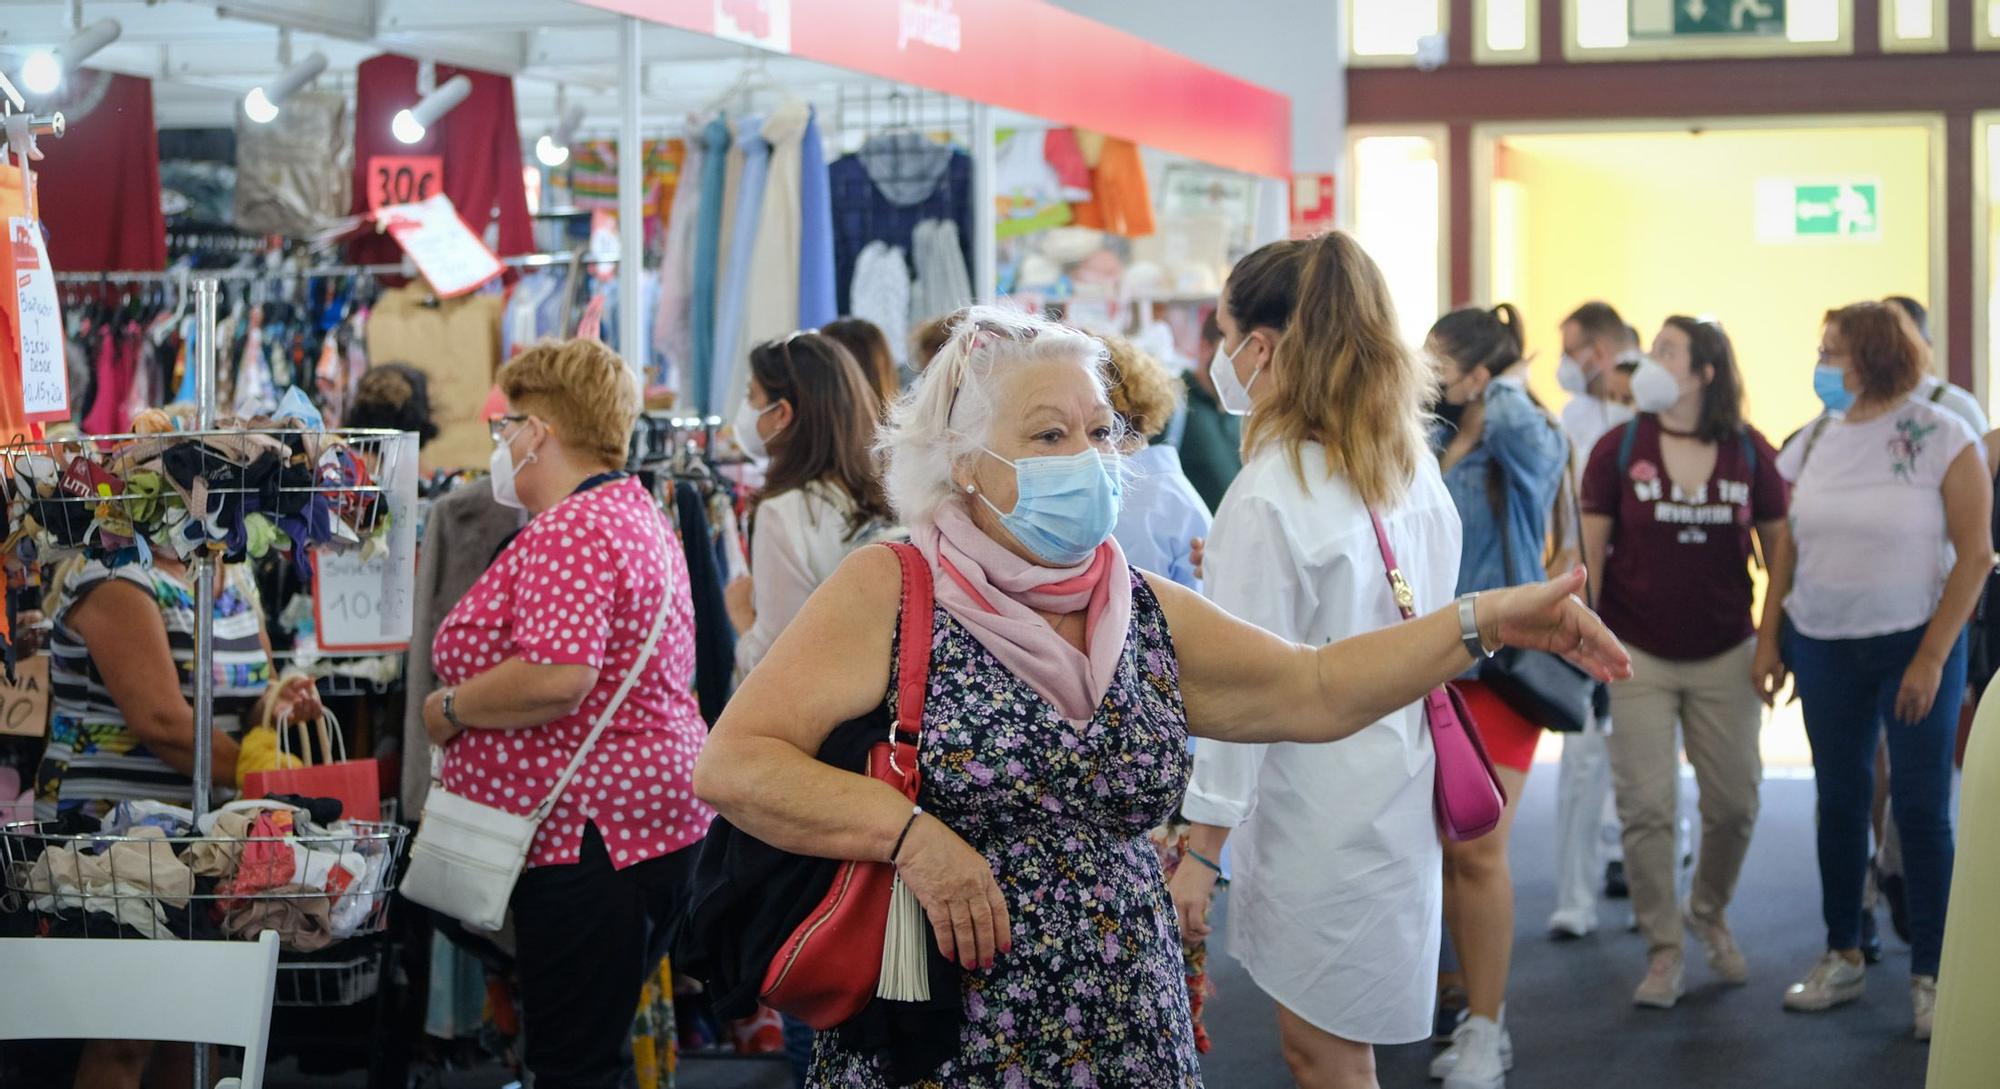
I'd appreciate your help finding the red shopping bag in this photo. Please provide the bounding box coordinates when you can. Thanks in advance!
[243,707,382,822]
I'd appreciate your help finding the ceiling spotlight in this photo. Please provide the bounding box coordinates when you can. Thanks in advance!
[534,102,585,168]
[392,73,471,145]
[19,20,122,96]
[243,51,327,125]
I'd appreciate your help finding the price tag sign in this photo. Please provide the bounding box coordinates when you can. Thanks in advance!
[313,432,419,651]
[10,218,68,422]
[380,193,504,299]
[366,155,443,213]
[0,654,49,738]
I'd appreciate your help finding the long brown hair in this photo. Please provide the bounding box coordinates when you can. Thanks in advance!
[747,332,893,538]
[819,317,900,413]
[1236,232,1436,509]
[1661,315,1746,444]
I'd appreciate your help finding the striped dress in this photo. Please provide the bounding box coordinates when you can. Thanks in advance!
[34,560,270,819]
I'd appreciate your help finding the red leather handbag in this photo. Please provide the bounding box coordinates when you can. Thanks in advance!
[757,541,933,1029]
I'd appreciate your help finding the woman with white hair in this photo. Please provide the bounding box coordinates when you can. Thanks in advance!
[693,306,1631,1088]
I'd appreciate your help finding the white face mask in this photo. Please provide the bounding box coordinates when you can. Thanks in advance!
[1556,353,1589,395]
[1629,357,1685,414]
[1211,334,1261,417]
[734,398,780,462]
[489,424,535,510]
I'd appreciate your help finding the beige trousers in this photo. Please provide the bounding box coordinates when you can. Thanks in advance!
[1606,638,1764,955]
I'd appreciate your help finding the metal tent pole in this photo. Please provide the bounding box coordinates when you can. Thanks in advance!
[971,103,997,304]
[618,15,645,376]
[189,274,218,1089]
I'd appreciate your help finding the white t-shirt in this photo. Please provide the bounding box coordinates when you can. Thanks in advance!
[1777,396,1982,640]
[1918,375,1990,437]
[734,483,889,674]
[1561,394,1636,472]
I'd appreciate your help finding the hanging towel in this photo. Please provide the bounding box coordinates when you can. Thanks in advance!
[690,118,733,417]
[709,115,771,417]
[738,100,811,416]
[796,108,836,331]
[910,219,974,327]
[850,242,913,369]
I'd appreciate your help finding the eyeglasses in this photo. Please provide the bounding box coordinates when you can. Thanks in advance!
[488,414,528,443]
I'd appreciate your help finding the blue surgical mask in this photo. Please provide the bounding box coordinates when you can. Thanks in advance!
[976,447,1123,566]
[1813,364,1855,414]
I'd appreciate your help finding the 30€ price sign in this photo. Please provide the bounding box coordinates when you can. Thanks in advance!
[9,218,68,422]
[366,155,443,213]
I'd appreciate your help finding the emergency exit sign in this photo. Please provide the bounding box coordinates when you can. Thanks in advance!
[1632,0,1786,37]
[1755,178,1881,243]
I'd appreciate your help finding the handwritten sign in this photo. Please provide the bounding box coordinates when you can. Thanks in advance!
[10,218,68,421]
[0,654,49,738]
[366,155,442,213]
[313,432,418,651]
[379,193,503,299]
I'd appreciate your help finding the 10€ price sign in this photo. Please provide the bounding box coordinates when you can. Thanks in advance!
[10,218,68,422]
[313,432,419,651]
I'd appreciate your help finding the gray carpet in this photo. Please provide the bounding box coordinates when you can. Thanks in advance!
[1195,775,1933,1089]
[272,775,1933,1088]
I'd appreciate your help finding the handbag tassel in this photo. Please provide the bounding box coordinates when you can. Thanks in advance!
[876,874,931,1002]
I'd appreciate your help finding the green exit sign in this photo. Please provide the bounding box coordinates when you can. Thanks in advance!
[1756,178,1882,243]
[1632,0,1787,37]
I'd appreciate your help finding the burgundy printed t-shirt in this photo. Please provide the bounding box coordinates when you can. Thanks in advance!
[1581,416,1788,661]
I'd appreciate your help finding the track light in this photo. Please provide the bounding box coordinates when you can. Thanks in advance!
[19,19,122,96]
[243,51,327,124]
[392,74,471,145]
[535,102,585,168]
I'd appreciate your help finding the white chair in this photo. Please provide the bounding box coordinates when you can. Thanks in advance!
[0,930,280,1089]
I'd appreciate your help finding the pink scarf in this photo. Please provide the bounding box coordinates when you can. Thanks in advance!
[915,503,1133,723]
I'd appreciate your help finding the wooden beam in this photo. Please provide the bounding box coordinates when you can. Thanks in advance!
[1449,123,1473,306]
[1947,107,1976,389]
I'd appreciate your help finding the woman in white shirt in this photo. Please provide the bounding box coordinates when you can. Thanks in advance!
[726,331,896,674]
[1166,232,1461,1089]
[1103,334,1212,590]
[1759,301,1991,1041]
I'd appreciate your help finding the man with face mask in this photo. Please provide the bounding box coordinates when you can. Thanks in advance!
[1549,301,1638,940]
[1176,310,1244,512]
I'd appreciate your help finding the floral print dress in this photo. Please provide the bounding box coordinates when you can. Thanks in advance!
[811,570,1201,1089]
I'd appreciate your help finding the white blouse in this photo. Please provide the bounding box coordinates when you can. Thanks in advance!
[1184,440,1462,1044]
[735,482,887,674]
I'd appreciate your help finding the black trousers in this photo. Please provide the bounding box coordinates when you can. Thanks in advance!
[512,823,697,1089]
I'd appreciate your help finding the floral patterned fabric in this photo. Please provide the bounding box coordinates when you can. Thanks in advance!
[810,569,1201,1088]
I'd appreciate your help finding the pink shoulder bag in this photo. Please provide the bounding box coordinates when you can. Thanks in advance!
[1365,506,1508,841]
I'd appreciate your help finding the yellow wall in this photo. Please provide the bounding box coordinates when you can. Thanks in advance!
[1493,125,1935,444]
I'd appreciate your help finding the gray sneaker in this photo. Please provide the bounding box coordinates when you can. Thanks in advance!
[1913,975,1937,1041]
[1783,951,1866,1012]
[1429,1016,1514,1080]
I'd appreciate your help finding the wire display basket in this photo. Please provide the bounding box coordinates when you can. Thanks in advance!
[273,950,383,1007]
[0,818,408,949]
[0,426,406,564]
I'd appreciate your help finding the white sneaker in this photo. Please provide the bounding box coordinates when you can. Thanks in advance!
[1440,1015,1508,1089]
[1783,951,1866,1012]
[1432,1016,1504,1080]
[1912,975,1937,1041]
[1685,908,1749,985]
[1547,907,1596,940]
[1633,950,1685,1009]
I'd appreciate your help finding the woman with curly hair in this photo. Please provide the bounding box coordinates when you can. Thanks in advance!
[1103,334,1211,590]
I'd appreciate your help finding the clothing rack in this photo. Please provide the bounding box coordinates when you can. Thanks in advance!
[52,250,621,285]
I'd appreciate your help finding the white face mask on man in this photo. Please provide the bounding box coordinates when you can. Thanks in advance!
[1556,353,1589,395]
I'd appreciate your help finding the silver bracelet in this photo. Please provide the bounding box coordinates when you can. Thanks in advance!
[1458,594,1494,660]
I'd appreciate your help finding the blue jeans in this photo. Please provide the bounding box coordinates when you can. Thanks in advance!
[1783,621,1964,977]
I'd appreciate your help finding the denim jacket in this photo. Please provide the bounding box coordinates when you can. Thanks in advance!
[1437,380,1571,595]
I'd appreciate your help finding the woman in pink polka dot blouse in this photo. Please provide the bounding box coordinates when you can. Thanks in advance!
[421,339,711,1089]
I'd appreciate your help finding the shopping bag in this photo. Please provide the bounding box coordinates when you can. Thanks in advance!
[243,705,382,822]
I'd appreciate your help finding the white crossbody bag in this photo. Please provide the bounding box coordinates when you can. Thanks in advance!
[401,591,676,931]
